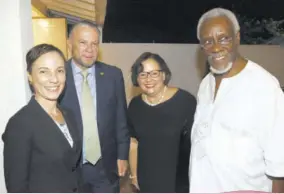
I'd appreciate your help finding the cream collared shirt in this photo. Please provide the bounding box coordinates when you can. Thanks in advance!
[190,60,284,193]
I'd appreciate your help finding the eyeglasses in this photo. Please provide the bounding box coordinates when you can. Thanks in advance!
[138,70,162,79]
[200,36,233,50]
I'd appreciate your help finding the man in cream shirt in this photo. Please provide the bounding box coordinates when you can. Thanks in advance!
[190,7,284,193]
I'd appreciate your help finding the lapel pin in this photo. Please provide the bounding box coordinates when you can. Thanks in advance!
[100,72,104,76]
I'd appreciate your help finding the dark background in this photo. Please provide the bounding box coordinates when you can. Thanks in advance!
[102,0,284,44]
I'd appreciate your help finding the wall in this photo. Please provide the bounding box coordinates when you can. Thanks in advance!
[33,18,68,58]
[32,5,46,17]
[0,0,33,192]
[99,43,284,102]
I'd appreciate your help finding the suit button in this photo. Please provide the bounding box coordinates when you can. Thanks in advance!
[73,188,77,192]
[72,167,76,172]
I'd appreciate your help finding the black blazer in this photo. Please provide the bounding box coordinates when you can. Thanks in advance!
[2,97,82,193]
[59,60,130,183]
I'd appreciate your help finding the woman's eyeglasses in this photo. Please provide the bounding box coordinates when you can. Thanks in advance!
[138,70,162,79]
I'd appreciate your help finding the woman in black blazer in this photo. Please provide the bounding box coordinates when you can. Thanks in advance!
[2,44,82,192]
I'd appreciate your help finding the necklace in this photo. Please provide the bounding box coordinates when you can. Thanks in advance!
[144,86,167,106]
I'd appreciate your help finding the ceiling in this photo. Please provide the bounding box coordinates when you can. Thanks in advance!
[32,0,107,25]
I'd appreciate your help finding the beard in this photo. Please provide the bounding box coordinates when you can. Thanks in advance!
[207,52,234,75]
[210,61,233,75]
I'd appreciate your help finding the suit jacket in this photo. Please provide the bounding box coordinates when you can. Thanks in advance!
[2,97,82,193]
[59,60,130,183]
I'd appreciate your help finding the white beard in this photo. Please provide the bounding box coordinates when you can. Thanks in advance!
[210,62,233,75]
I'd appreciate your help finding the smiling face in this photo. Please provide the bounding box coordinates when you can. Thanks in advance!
[68,25,99,70]
[199,16,240,74]
[28,51,66,102]
[137,58,166,97]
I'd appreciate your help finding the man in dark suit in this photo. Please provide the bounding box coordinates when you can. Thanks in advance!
[59,21,130,192]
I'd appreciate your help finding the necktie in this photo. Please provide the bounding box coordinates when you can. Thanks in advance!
[81,70,101,165]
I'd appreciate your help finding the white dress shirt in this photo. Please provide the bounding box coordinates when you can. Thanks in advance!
[190,60,284,193]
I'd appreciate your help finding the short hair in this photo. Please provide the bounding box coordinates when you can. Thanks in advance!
[131,52,172,87]
[26,44,66,93]
[26,43,66,73]
[68,20,101,38]
[197,8,240,40]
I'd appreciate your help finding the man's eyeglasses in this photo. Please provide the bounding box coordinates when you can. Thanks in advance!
[200,36,233,50]
[138,70,162,79]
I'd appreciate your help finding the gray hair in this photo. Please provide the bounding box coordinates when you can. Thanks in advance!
[68,20,101,38]
[197,8,240,40]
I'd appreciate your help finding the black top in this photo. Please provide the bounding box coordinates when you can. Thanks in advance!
[128,89,196,192]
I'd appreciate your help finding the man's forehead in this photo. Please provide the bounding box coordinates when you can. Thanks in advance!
[200,16,233,35]
[70,24,98,39]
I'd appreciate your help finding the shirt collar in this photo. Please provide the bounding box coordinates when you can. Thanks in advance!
[71,59,95,76]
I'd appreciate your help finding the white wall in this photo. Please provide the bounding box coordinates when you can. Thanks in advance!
[0,0,33,192]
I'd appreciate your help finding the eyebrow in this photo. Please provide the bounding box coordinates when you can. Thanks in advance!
[38,67,49,70]
[202,33,229,40]
[79,39,99,44]
[37,66,65,70]
[140,70,161,72]
[79,39,98,42]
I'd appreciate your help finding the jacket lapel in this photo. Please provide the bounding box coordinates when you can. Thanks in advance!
[62,61,83,139]
[59,106,80,151]
[28,97,75,151]
[95,63,104,137]
[62,60,105,141]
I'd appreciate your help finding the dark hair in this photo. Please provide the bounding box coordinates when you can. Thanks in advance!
[68,20,101,38]
[131,52,172,86]
[26,44,66,93]
[26,43,66,73]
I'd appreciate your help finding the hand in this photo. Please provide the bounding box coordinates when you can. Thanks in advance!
[131,176,139,190]
[117,159,128,177]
